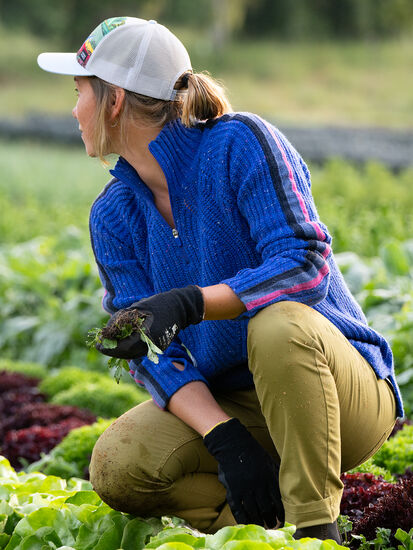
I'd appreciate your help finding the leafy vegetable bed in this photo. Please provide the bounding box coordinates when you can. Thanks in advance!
[2,364,413,548]
[0,371,96,469]
[1,455,413,550]
[340,472,413,545]
[0,365,149,473]
[0,455,348,550]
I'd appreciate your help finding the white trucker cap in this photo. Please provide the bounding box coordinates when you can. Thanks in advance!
[37,17,192,101]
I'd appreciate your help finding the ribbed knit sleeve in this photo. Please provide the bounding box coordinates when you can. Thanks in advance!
[89,179,208,409]
[221,115,332,317]
[89,179,152,313]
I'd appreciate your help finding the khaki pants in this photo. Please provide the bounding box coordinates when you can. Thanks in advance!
[89,301,396,532]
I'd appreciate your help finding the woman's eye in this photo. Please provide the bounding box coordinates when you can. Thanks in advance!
[74,88,79,96]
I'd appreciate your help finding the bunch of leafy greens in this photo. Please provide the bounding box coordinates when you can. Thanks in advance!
[87,317,163,383]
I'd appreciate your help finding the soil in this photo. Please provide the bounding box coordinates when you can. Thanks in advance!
[101,309,145,340]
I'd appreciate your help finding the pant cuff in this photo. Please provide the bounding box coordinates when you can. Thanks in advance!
[284,494,341,528]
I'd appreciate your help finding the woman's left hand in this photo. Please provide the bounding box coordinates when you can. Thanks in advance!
[203,417,284,528]
[96,285,204,359]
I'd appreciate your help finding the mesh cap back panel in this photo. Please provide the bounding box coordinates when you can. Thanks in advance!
[87,21,191,100]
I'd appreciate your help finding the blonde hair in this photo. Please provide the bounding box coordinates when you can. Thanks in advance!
[88,71,232,161]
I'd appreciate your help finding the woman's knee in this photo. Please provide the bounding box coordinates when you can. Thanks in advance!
[89,422,139,511]
[89,400,204,513]
[89,406,169,512]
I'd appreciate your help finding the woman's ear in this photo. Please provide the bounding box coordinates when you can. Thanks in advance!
[110,86,126,121]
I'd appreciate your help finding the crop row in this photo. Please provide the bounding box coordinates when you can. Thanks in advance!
[1,363,413,548]
[1,230,412,411]
[0,362,148,471]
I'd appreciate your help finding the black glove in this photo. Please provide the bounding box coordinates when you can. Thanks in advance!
[96,285,204,359]
[203,417,284,528]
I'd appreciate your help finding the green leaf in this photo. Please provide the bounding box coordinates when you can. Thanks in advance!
[221,542,275,549]
[93,512,129,550]
[74,508,117,550]
[150,544,197,550]
[139,330,162,364]
[120,518,156,550]
[118,324,134,339]
[13,509,76,547]
[0,533,10,550]
[145,528,203,549]
[3,510,24,536]
[102,338,117,349]
[85,328,102,348]
[0,515,7,534]
[0,458,17,480]
[64,492,101,507]
[206,525,271,548]
[380,240,411,276]
[395,528,413,550]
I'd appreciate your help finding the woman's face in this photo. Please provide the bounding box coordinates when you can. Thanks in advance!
[72,76,97,156]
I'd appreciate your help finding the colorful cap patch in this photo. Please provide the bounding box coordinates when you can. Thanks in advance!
[77,17,127,67]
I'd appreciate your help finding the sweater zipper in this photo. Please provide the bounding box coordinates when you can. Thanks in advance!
[172,227,190,266]
[172,227,183,247]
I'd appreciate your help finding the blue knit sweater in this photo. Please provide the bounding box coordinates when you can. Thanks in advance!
[89,113,403,416]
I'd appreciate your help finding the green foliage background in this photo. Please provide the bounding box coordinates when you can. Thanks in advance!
[0,2,412,545]
[1,0,412,47]
[0,140,412,413]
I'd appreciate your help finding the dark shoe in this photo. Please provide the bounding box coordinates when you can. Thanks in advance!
[294,521,342,544]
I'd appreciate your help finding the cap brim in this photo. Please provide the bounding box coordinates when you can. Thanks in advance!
[37,52,92,76]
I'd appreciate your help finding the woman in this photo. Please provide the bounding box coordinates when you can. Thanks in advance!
[38,17,401,542]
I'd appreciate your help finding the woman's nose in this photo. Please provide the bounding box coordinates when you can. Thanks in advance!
[72,106,77,119]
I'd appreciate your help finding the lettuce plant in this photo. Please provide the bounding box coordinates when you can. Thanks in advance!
[27,418,114,479]
[352,477,413,545]
[0,455,166,550]
[38,366,105,398]
[372,425,413,474]
[0,457,348,550]
[340,473,394,524]
[50,379,148,418]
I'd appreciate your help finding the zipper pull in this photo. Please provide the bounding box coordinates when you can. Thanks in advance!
[172,228,179,239]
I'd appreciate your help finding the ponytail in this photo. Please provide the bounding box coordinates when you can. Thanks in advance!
[88,70,232,161]
[177,71,232,127]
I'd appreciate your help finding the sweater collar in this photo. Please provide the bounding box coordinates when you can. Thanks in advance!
[148,119,203,191]
[110,119,204,197]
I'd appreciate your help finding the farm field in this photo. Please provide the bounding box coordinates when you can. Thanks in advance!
[0,138,413,547]
[1,24,413,128]
[1,0,413,543]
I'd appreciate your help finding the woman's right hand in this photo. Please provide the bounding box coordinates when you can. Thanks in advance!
[203,417,284,528]
[96,285,204,359]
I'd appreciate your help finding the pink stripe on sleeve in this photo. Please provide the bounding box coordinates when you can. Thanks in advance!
[321,243,331,259]
[263,121,326,242]
[246,262,330,310]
